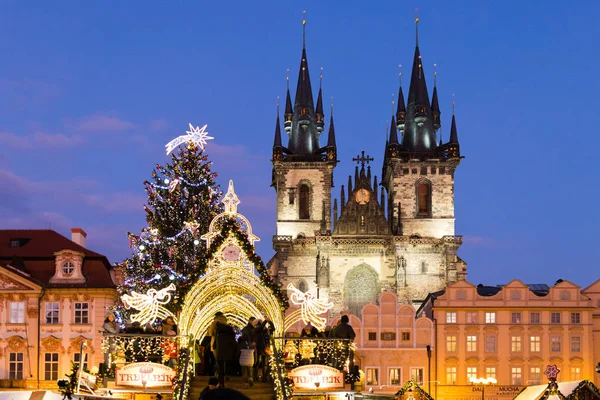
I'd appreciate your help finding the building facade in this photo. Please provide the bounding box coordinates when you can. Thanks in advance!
[0,229,119,388]
[269,20,466,316]
[419,279,599,398]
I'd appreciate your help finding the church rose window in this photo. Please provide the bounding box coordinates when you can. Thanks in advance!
[299,184,310,219]
[344,263,379,316]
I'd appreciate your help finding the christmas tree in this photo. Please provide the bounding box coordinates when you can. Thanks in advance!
[118,124,223,318]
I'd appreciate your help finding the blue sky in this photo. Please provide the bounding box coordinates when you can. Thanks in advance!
[1,1,599,288]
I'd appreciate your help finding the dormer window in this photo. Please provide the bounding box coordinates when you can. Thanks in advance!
[50,250,86,284]
[10,240,20,248]
[62,262,74,275]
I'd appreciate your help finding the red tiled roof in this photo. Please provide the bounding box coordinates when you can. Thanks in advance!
[0,229,115,288]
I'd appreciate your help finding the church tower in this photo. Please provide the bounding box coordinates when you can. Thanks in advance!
[271,17,338,240]
[381,18,466,293]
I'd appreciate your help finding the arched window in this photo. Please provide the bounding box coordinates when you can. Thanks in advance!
[416,180,431,217]
[299,184,310,220]
[344,263,380,317]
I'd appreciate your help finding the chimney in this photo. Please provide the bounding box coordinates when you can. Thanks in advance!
[71,228,87,248]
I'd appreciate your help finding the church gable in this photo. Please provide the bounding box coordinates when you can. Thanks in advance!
[333,155,389,236]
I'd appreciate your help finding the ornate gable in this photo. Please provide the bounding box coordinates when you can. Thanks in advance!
[0,274,33,290]
[50,249,86,284]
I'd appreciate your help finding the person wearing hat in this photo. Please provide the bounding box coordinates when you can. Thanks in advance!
[102,312,120,366]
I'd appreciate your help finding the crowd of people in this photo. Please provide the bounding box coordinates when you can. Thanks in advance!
[102,310,356,399]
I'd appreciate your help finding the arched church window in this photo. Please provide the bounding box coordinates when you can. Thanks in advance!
[416,180,431,217]
[299,184,310,220]
[298,280,308,293]
[344,263,380,317]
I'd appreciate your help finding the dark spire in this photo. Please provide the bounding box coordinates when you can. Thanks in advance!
[449,101,459,144]
[316,69,324,132]
[273,103,282,147]
[389,115,398,144]
[431,68,441,132]
[341,184,346,207]
[347,176,353,199]
[448,100,460,158]
[284,74,293,132]
[286,15,320,156]
[402,18,437,153]
[396,70,406,133]
[327,107,337,148]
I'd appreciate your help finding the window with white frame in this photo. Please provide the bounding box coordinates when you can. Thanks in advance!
[550,336,561,352]
[411,368,424,385]
[530,367,541,385]
[45,302,59,324]
[73,353,88,370]
[9,353,24,379]
[62,261,75,275]
[485,312,496,324]
[388,367,402,385]
[366,368,379,385]
[530,336,541,352]
[570,312,581,324]
[9,302,25,323]
[446,335,457,352]
[446,367,457,385]
[485,366,496,380]
[485,335,496,352]
[74,302,89,324]
[511,336,522,352]
[571,367,581,381]
[44,353,59,381]
[446,312,457,324]
[466,335,477,352]
[551,312,561,324]
[466,367,477,383]
[466,312,478,324]
[511,367,522,385]
[570,336,581,352]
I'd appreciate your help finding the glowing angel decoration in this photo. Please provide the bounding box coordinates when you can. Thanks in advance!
[121,283,178,326]
[284,283,333,332]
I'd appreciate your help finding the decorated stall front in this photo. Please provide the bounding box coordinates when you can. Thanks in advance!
[514,365,600,400]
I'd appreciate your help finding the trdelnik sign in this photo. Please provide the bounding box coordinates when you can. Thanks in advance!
[288,365,345,390]
[116,362,176,388]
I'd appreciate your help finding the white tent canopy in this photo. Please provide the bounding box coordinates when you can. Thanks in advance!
[514,381,590,400]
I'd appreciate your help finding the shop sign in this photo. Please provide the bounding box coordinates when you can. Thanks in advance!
[288,365,345,390]
[116,362,175,388]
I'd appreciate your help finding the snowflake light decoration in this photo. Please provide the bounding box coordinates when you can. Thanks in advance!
[165,123,214,155]
[544,364,560,380]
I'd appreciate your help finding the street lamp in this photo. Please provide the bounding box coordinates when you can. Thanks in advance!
[470,377,497,400]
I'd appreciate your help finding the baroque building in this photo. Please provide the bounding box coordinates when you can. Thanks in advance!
[269,20,466,315]
[0,228,119,388]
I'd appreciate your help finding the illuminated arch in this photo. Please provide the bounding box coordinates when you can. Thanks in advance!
[180,266,284,339]
[181,180,285,340]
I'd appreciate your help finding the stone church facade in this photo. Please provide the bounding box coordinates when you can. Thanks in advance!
[269,21,466,316]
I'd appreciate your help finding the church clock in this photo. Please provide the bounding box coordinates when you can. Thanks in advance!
[355,189,370,205]
[222,244,242,262]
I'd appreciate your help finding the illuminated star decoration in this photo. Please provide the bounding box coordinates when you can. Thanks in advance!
[121,283,177,326]
[544,364,560,380]
[284,283,333,332]
[165,123,214,155]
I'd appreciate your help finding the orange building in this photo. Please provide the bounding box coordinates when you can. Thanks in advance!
[0,229,119,389]
[419,279,598,399]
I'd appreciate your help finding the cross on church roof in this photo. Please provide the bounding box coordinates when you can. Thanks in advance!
[352,151,374,168]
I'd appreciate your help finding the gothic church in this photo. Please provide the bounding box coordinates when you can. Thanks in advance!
[269,20,466,316]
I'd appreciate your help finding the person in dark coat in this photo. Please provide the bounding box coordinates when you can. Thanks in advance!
[252,320,274,381]
[330,315,355,369]
[213,321,238,387]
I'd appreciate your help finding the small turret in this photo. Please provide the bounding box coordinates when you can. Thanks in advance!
[284,85,293,133]
[431,69,441,132]
[272,104,283,161]
[316,70,324,132]
[396,72,406,133]
[325,106,337,161]
[448,100,460,158]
